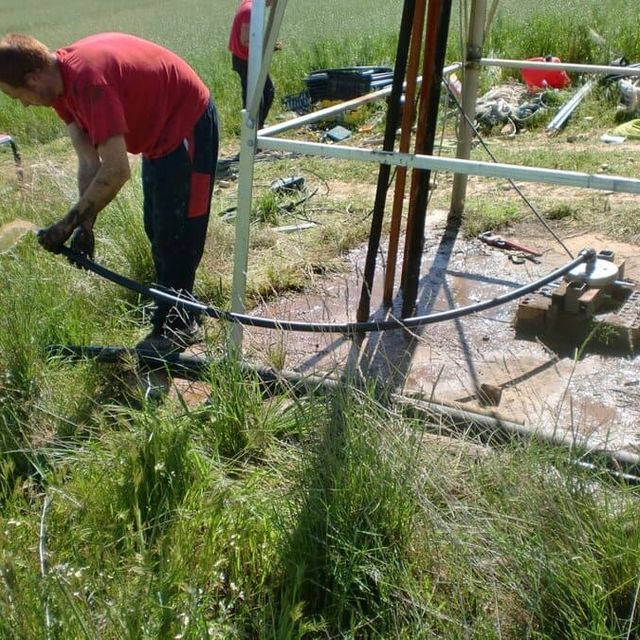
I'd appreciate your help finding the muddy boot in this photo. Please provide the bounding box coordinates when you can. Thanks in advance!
[136,329,179,355]
[163,319,203,351]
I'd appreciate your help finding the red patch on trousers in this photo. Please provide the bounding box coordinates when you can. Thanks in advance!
[188,172,211,218]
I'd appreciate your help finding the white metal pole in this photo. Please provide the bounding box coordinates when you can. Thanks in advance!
[231,0,267,346]
[449,0,486,222]
[231,111,257,347]
[258,136,640,194]
[245,0,266,116]
[231,0,288,347]
[248,0,287,122]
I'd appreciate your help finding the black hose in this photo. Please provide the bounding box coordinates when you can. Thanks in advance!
[58,245,594,334]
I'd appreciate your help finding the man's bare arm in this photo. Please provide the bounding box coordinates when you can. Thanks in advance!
[38,134,131,253]
[66,133,130,229]
[68,122,101,199]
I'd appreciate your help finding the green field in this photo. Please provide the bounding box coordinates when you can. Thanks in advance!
[0,0,404,141]
[0,0,403,52]
[2,0,639,141]
[1,2,640,638]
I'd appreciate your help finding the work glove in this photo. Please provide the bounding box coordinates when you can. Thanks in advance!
[37,218,74,254]
[68,225,95,268]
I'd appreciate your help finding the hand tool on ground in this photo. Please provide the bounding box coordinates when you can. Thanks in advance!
[509,252,541,265]
[478,231,543,256]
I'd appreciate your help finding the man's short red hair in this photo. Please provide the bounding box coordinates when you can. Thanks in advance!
[0,33,52,88]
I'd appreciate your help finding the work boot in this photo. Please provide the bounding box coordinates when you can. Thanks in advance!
[135,328,178,355]
[164,319,203,351]
[135,320,202,355]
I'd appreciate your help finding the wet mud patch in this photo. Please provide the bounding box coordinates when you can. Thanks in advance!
[242,210,640,456]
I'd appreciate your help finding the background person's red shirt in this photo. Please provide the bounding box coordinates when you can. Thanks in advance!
[228,0,252,60]
[53,33,210,159]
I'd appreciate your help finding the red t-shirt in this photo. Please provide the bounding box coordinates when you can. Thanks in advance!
[228,0,252,60]
[53,33,210,159]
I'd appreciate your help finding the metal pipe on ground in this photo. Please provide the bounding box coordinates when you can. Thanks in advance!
[546,81,595,134]
[396,395,640,484]
[51,344,640,484]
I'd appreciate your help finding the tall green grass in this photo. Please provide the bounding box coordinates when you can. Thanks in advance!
[1,380,639,637]
[0,3,639,638]
[487,0,640,63]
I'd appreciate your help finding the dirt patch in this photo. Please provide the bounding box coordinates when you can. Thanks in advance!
[241,206,640,456]
[57,133,635,457]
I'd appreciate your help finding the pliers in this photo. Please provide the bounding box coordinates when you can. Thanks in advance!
[478,231,542,257]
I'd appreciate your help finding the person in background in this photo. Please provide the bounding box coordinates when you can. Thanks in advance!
[228,0,281,130]
[0,32,219,353]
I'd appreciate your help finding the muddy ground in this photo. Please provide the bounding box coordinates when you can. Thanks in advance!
[4,107,638,457]
[233,201,640,457]
[10,123,633,458]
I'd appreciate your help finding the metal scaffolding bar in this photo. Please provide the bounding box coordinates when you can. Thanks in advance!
[260,62,463,138]
[232,0,286,345]
[258,136,640,194]
[230,2,640,348]
[480,58,640,76]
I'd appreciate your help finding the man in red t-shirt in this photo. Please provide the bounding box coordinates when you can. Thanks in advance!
[0,33,219,353]
[228,0,280,129]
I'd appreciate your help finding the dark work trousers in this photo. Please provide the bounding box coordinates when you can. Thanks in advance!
[141,99,219,332]
[231,54,275,130]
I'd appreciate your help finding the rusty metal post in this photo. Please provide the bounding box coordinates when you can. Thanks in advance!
[382,0,428,306]
[356,0,417,322]
[401,0,454,317]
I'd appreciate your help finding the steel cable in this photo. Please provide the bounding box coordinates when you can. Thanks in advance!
[442,77,575,259]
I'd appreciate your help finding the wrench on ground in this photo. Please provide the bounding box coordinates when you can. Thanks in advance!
[478,231,542,256]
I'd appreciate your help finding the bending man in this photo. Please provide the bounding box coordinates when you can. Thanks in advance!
[0,32,219,352]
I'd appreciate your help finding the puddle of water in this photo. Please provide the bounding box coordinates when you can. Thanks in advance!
[0,219,38,254]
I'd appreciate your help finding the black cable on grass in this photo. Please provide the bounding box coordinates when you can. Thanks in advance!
[59,245,593,334]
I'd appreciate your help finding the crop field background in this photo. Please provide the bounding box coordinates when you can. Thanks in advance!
[1,0,639,141]
[1,1,640,638]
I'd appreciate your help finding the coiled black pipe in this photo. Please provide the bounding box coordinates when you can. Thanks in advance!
[58,246,595,334]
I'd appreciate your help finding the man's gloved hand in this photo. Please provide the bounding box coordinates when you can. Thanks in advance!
[69,225,95,265]
[37,218,75,254]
